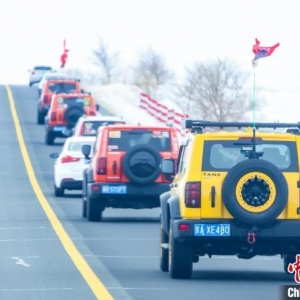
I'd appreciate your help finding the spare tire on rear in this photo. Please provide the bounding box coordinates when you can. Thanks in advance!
[64,104,84,127]
[222,158,288,226]
[122,144,162,185]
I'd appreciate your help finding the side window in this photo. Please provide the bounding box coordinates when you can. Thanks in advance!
[177,140,192,173]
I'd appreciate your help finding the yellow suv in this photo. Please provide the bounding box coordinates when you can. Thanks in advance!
[160,119,300,279]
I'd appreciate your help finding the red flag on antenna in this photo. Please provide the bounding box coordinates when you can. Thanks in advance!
[252,38,279,65]
[60,39,69,68]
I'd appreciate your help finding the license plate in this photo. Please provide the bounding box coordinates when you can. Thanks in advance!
[53,126,66,132]
[101,185,127,194]
[194,224,230,236]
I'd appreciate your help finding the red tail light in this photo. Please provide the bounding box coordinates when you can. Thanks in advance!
[51,112,56,121]
[61,155,80,163]
[97,157,107,175]
[185,182,201,208]
[90,111,96,116]
[79,123,85,135]
[43,95,49,104]
[32,71,35,75]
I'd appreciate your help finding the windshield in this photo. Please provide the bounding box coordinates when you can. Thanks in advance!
[34,66,52,71]
[203,140,298,172]
[48,83,76,93]
[108,129,171,151]
[68,141,95,152]
[82,121,126,136]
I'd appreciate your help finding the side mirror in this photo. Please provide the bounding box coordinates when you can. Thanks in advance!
[96,104,100,111]
[49,153,59,159]
[82,144,91,158]
[62,128,73,137]
[161,159,175,174]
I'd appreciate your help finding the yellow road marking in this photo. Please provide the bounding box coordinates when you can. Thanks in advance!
[5,85,113,300]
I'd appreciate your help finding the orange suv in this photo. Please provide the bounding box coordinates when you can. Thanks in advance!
[81,124,180,222]
[44,93,100,145]
[37,79,83,124]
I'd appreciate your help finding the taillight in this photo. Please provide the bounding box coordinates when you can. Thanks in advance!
[61,155,80,163]
[97,157,107,175]
[79,123,85,135]
[51,112,56,121]
[185,182,201,208]
[43,95,48,104]
[90,111,96,116]
[32,71,35,75]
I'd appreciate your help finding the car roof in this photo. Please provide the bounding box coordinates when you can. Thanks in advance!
[79,115,124,122]
[102,124,174,130]
[47,79,78,84]
[65,136,96,144]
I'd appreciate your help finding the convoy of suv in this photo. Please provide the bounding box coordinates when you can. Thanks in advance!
[34,74,300,280]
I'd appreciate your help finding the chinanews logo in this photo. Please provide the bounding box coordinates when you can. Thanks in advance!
[282,254,300,299]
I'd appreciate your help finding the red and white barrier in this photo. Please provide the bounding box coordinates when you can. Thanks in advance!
[140,93,190,137]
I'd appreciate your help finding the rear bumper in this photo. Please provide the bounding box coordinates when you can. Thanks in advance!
[61,179,82,190]
[88,182,170,198]
[46,125,69,138]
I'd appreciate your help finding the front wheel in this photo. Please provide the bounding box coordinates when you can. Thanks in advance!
[169,220,193,279]
[160,216,169,272]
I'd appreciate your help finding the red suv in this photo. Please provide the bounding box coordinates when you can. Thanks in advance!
[44,93,99,145]
[81,124,180,222]
[37,79,82,124]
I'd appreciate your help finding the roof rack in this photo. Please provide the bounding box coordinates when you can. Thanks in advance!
[182,119,300,130]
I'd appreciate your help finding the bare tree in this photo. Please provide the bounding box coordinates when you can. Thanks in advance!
[176,58,259,121]
[92,38,119,84]
[64,68,101,85]
[131,47,174,98]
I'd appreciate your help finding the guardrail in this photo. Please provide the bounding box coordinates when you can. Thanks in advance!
[140,93,190,136]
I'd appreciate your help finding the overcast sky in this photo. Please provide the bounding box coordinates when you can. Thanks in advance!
[0,0,299,100]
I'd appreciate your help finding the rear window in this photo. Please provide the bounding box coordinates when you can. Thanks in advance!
[68,141,95,152]
[82,121,125,136]
[108,130,171,152]
[34,66,52,71]
[48,83,76,93]
[203,140,298,172]
[56,97,89,109]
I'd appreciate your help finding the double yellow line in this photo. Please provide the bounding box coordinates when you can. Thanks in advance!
[5,86,113,300]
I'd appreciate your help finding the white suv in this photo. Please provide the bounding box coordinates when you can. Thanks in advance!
[29,66,54,86]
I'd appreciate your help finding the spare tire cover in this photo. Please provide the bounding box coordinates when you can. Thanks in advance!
[122,144,162,185]
[64,104,84,127]
[222,158,288,226]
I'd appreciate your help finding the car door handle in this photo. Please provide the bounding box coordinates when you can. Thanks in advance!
[211,186,216,208]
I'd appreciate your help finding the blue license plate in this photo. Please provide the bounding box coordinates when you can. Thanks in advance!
[194,224,230,236]
[101,185,127,194]
[53,126,66,132]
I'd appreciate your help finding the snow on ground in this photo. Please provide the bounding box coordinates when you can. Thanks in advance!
[84,83,168,126]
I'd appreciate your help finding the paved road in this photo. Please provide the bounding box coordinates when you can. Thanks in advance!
[0,85,295,300]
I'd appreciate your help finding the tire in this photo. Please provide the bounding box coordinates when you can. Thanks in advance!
[64,105,84,127]
[160,215,169,272]
[37,110,45,125]
[87,196,103,222]
[222,159,288,226]
[169,220,193,279]
[54,184,64,197]
[45,132,55,145]
[82,196,87,218]
[284,253,297,274]
[122,144,162,185]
